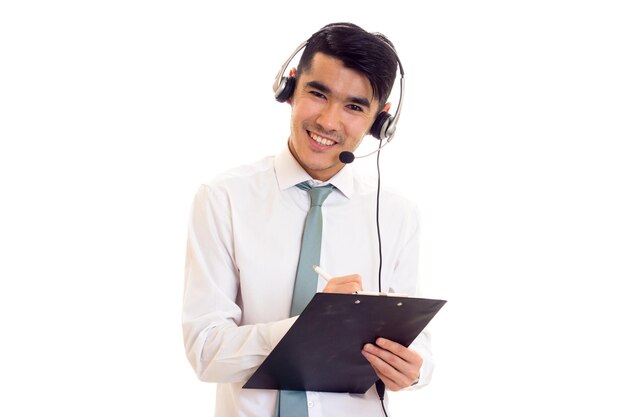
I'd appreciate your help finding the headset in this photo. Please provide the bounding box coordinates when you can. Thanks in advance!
[272,35,405,145]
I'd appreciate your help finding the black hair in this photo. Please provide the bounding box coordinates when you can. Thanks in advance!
[296,22,399,111]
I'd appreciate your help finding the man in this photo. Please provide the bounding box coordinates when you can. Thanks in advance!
[183,22,433,416]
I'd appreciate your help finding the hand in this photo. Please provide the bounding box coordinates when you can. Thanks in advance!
[322,274,363,294]
[361,337,422,391]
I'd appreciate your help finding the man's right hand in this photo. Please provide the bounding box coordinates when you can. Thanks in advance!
[322,274,363,294]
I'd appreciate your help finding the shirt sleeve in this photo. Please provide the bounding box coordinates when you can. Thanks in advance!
[182,184,296,383]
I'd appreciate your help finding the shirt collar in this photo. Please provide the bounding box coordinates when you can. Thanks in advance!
[274,144,354,199]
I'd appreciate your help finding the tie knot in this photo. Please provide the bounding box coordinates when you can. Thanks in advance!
[309,185,333,207]
[297,182,333,207]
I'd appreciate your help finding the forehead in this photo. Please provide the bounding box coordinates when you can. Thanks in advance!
[300,53,378,105]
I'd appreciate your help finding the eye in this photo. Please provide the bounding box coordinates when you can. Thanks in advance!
[309,90,326,99]
[347,104,364,112]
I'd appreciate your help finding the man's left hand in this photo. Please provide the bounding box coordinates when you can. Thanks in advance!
[361,337,422,391]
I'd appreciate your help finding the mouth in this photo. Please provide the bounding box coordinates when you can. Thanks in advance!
[308,131,338,147]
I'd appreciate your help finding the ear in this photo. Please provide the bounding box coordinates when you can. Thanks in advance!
[382,102,391,113]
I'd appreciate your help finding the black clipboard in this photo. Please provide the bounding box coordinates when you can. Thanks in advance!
[243,292,446,394]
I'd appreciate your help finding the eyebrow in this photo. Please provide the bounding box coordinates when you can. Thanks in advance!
[306,80,372,110]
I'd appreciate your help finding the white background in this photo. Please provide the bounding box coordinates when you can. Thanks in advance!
[1,1,625,416]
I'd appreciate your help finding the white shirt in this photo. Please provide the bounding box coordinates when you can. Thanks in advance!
[183,146,433,417]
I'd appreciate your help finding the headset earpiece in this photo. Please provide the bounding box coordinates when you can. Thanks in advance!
[273,41,307,104]
[370,111,393,140]
[274,76,296,103]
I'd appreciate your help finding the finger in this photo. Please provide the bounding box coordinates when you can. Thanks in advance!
[362,343,412,381]
[362,343,421,387]
[365,342,416,376]
[361,349,409,391]
[322,275,363,294]
[375,338,422,365]
[330,274,362,286]
[322,281,362,294]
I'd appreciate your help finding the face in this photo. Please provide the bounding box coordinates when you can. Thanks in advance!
[288,53,382,181]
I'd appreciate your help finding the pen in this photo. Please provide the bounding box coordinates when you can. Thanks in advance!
[312,265,333,282]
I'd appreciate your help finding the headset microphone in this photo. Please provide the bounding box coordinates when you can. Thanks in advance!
[339,151,355,164]
[339,139,393,164]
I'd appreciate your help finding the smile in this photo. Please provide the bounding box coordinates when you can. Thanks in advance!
[308,131,337,147]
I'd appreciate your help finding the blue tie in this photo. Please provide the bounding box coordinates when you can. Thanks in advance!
[276,182,333,417]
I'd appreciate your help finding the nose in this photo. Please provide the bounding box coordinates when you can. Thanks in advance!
[316,102,342,133]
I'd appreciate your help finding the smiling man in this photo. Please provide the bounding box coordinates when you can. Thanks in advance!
[183,23,433,417]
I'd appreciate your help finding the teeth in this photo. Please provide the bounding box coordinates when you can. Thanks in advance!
[310,132,335,146]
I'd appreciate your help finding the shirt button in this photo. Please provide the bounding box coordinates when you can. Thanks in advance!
[307,401,314,408]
